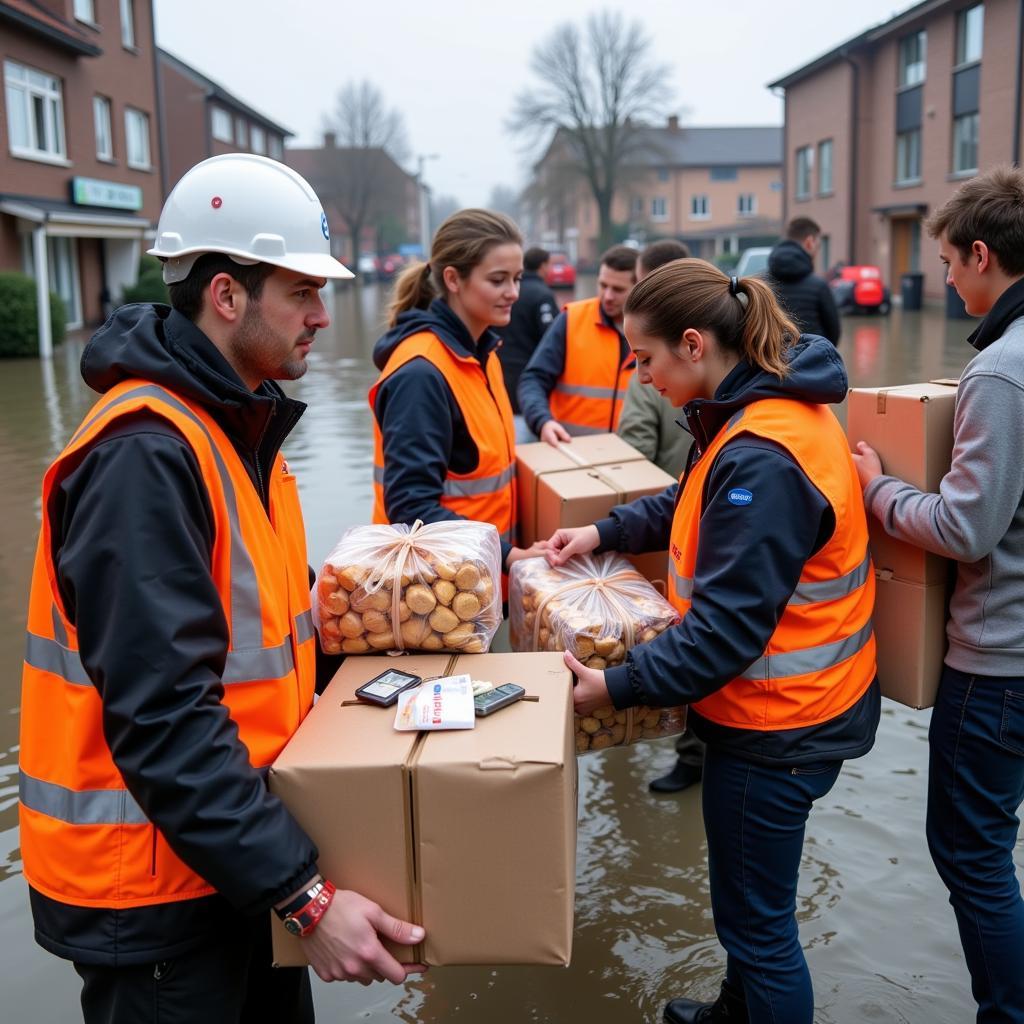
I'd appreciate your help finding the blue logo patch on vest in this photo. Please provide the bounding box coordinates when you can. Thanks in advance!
[728,488,753,506]
[320,212,330,240]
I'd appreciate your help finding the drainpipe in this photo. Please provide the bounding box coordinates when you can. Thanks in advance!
[1014,0,1024,164]
[32,224,52,359]
[771,86,788,227]
[841,51,859,263]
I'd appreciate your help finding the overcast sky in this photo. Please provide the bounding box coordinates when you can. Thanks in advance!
[154,0,913,205]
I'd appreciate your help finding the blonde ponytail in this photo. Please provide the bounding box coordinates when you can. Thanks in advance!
[388,262,435,326]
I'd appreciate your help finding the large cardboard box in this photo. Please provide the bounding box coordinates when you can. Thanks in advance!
[846,381,957,584]
[846,381,958,708]
[269,651,577,968]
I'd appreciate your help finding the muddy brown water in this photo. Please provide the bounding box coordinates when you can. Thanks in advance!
[1,282,1017,1022]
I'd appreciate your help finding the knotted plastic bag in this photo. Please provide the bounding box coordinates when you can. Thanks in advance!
[509,552,685,753]
[313,520,502,655]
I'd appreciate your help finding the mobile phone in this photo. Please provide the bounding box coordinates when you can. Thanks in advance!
[355,669,422,707]
[474,683,526,717]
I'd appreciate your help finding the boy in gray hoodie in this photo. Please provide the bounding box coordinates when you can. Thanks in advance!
[853,165,1024,1023]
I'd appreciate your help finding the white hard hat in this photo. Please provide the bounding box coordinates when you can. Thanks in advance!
[148,153,353,284]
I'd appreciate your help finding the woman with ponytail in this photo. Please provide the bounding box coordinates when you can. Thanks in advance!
[369,209,540,573]
[544,259,879,1024]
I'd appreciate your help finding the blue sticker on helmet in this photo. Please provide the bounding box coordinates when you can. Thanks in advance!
[728,488,753,506]
[320,212,330,240]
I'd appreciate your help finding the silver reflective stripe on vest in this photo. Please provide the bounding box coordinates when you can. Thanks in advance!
[69,384,263,648]
[553,382,617,400]
[20,769,148,825]
[294,609,315,645]
[740,619,874,682]
[25,632,92,686]
[788,553,871,606]
[441,464,515,498]
[669,561,693,602]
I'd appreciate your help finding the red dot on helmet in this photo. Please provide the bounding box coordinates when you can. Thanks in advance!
[211,196,223,209]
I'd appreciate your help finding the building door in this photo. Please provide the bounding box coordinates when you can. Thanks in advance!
[890,217,921,287]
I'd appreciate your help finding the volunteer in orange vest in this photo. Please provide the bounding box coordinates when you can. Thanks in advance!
[543,259,880,1024]
[517,244,637,445]
[370,209,541,572]
[19,155,426,1024]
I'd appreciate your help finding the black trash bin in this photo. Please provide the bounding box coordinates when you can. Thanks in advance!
[900,272,924,311]
[945,282,971,320]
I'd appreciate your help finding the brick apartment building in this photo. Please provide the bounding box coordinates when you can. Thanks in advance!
[770,0,1024,303]
[0,0,162,345]
[527,119,783,264]
[158,48,291,194]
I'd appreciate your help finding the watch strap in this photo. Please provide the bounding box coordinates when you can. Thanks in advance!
[274,878,325,921]
[281,880,336,938]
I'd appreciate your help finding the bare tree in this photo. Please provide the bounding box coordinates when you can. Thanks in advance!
[318,81,411,258]
[510,11,671,250]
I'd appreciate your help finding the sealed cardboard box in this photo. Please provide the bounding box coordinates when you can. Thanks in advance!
[846,381,957,584]
[269,651,576,968]
[872,570,949,709]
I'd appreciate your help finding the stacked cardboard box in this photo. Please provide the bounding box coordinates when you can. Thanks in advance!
[269,651,576,967]
[516,433,675,587]
[847,381,958,708]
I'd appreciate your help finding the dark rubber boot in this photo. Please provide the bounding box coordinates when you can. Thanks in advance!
[664,979,748,1024]
[649,757,703,794]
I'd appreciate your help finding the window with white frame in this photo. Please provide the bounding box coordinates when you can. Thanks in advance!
[955,4,984,65]
[250,125,266,154]
[690,194,710,219]
[268,135,283,160]
[235,117,247,147]
[818,139,834,193]
[4,61,66,160]
[125,107,150,169]
[898,30,927,86]
[952,112,979,174]
[93,95,113,160]
[119,0,136,48]
[211,106,232,142]
[651,197,668,221]
[737,194,756,217]
[74,0,96,23]
[795,146,814,198]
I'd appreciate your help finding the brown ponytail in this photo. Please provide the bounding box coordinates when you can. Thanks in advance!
[387,208,522,327]
[624,258,798,378]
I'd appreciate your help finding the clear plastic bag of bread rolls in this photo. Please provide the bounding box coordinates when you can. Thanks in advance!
[509,552,685,754]
[312,519,502,655]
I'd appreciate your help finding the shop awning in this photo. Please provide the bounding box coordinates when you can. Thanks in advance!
[0,194,151,238]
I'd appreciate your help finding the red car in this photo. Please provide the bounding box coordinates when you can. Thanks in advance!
[544,251,576,289]
[829,264,892,314]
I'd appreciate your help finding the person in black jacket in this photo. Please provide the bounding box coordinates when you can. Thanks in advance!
[22,156,426,1024]
[496,246,557,441]
[766,217,842,345]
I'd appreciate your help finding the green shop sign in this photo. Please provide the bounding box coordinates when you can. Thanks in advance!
[71,177,143,211]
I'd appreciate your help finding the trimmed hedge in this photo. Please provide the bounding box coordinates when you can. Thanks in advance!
[0,271,67,358]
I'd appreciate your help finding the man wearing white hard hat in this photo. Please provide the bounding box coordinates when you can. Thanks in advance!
[18,154,425,1024]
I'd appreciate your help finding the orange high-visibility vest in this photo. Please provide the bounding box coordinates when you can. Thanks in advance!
[369,331,517,545]
[19,380,316,910]
[667,399,876,730]
[549,296,634,434]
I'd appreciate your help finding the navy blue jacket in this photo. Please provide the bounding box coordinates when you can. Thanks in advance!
[372,298,513,566]
[496,271,558,414]
[597,336,879,765]
[516,304,632,436]
[767,240,842,346]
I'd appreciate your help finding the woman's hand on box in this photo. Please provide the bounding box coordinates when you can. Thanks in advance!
[302,889,427,985]
[543,525,600,567]
[851,441,883,490]
[564,650,610,716]
[540,419,572,447]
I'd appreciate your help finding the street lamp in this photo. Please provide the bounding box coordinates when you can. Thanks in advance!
[417,153,439,254]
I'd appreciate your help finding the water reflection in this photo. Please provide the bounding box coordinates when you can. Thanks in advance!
[0,286,1016,1023]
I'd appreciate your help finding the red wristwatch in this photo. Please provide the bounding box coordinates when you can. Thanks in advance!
[279,879,336,937]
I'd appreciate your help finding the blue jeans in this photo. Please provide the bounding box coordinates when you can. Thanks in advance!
[702,746,842,1024]
[927,665,1024,1024]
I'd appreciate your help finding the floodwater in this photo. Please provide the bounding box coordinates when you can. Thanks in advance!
[0,279,1019,1023]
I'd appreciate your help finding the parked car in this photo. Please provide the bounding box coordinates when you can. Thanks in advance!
[829,264,892,314]
[357,253,377,280]
[734,246,773,278]
[544,251,577,289]
[376,253,406,282]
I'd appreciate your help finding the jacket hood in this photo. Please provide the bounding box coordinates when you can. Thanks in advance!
[767,239,814,283]
[683,336,848,450]
[81,303,300,450]
[372,298,500,370]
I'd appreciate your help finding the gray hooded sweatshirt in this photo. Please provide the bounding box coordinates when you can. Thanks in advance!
[864,279,1024,677]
